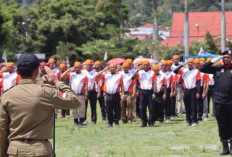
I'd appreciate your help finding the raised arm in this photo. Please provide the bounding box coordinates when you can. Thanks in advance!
[61,67,74,79]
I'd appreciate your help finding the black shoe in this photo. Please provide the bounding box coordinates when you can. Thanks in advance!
[107,123,113,127]
[230,140,232,155]
[149,124,154,127]
[220,141,230,155]
[140,124,147,127]
[74,118,79,125]
[220,149,229,155]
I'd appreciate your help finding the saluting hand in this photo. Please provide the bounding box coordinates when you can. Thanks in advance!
[68,67,75,72]
[44,66,59,85]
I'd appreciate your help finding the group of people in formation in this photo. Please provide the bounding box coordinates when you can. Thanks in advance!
[0,55,217,127]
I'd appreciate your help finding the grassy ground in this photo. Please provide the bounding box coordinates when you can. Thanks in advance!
[54,106,222,157]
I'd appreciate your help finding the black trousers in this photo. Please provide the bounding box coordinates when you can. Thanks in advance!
[153,92,164,123]
[207,85,216,115]
[215,103,232,141]
[164,88,171,120]
[61,109,70,117]
[106,93,121,125]
[136,93,141,118]
[171,96,176,117]
[139,89,153,125]
[97,90,106,120]
[197,87,203,121]
[84,90,97,123]
[183,88,197,124]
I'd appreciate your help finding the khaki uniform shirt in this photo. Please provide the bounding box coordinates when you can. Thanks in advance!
[0,79,81,157]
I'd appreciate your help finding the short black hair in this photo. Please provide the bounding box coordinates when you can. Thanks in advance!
[17,68,37,77]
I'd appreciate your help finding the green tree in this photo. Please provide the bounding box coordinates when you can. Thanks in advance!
[0,0,22,58]
[204,31,219,54]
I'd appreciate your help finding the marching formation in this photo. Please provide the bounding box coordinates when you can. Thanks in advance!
[0,55,215,128]
[0,52,232,156]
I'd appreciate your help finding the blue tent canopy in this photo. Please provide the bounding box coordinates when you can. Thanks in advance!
[183,51,220,59]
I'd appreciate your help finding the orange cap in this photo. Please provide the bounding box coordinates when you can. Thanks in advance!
[74,61,82,67]
[59,63,66,68]
[126,59,133,64]
[207,58,212,62]
[194,58,200,64]
[85,59,93,65]
[94,61,101,66]
[152,64,159,71]
[137,60,143,64]
[167,60,173,65]
[172,55,180,59]
[143,60,150,65]
[48,58,56,63]
[122,62,130,67]
[110,63,117,67]
[6,62,14,67]
[187,58,194,62]
[161,60,168,65]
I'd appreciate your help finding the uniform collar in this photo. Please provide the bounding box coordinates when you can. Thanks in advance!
[224,63,232,69]
[19,79,37,85]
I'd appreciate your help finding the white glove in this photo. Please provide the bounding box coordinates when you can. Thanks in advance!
[211,56,223,64]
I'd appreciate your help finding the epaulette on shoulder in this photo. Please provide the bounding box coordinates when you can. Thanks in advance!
[3,85,16,94]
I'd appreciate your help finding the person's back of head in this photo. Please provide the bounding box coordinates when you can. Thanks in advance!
[17,53,40,78]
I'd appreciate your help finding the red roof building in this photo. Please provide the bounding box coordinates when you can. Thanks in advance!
[161,11,232,47]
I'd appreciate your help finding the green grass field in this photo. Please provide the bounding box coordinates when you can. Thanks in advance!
[55,106,222,157]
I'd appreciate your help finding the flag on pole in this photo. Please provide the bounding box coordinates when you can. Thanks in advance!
[104,52,107,61]
[2,52,7,63]
[66,56,70,68]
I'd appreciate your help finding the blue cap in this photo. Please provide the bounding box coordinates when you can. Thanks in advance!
[17,53,40,71]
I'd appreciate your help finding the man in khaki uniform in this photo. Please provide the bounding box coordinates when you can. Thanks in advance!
[0,53,81,157]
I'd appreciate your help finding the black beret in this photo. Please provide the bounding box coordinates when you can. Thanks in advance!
[222,50,232,56]
[17,53,40,71]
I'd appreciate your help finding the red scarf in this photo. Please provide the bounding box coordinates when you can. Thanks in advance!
[224,63,232,69]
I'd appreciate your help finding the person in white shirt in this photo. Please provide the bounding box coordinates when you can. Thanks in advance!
[102,63,125,127]
[174,58,201,127]
[61,61,88,127]
[135,60,157,127]
[0,62,20,94]
[171,55,183,116]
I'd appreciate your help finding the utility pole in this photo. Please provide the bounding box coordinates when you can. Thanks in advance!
[221,0,226,52]
[153,0,158,61]
[184,0,189,56]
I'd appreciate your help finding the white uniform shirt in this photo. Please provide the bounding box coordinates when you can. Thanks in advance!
[1,72,19,92]
[209,74,214,86]
[137,70,156,90]
[82,69,97,91]
[178,68,201,89]
[156,72,167,92]
[103,72,122,94]
[69,72,87,94]
[121,71,134,92]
